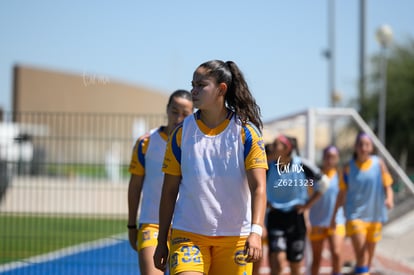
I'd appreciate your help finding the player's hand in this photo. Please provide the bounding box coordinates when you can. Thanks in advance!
[128,228,138,251]
[244,233,262,263]
[305,219,312,233]
[385,197,394,209]
[295,204,307,214]
[153,242,169,272]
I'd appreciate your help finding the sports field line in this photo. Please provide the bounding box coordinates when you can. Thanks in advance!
[0,233,128,273]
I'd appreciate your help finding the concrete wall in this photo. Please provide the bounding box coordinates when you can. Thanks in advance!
[0,177,128,216]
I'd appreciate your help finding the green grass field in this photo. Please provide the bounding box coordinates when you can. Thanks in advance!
[46,163,130,179]
[0,214,127,264]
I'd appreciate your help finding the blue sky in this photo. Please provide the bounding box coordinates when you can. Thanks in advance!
[1,0,413,121]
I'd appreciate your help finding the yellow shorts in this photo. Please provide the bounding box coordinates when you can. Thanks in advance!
[309,224,346,241]
[169,229,252,275]
[346,220,383,243]
[137,223,159,251]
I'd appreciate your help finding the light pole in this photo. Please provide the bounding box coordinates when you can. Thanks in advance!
[325,0,337,145]
[376,24,393,145]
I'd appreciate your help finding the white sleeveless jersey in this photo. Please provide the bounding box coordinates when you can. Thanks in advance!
[172,115,251,236]
[139,128,166,224]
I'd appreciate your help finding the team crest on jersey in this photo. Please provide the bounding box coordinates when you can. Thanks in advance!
[233,250,248,266]
[142,230,150,241]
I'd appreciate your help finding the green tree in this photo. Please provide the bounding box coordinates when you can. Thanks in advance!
[361,39,414,170]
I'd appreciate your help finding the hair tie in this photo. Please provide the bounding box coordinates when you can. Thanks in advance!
[323,145,338,156]
[276,134,292,152]
[355,132,372,144]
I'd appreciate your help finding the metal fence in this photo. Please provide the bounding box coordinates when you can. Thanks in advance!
[1,110,413,274]
[1,112,165,176]
[0,111,167,214]
[0,111,166,274]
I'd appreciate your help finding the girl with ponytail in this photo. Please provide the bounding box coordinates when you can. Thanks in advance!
[154,60,268,275]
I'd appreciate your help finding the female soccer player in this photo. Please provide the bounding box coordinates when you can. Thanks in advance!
[334,132,394,275]
[154,60,268,275]
[309,145,345,275]
[266,134,329,275]
[127,89,193,275]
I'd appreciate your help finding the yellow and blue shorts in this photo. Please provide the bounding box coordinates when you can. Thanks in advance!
[346,219,383,243]
[309,224,346,241]
[137,223,159,251]
[169,229,252,275]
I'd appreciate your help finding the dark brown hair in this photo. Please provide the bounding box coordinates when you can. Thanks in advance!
[167,89,192,107]
[198,60,263,130]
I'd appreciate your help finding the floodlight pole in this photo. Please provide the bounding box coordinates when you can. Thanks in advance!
[378,46,388,145]
[326,0,337,146]
[376,24,393,145]
[328,0,336,109]
[358,0,366,116]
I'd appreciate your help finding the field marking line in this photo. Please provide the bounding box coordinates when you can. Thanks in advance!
[0,233,127,273]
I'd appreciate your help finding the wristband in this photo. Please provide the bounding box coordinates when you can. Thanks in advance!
[250,224,263,236]
[127,224,137,229]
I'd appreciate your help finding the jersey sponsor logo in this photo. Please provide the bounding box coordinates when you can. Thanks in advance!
[254,158,267,164]
[171,237,191,245]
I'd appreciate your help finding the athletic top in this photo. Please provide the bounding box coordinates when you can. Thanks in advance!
[267,156,322,212]
[129,127,168,224]
[309,168,345,227]
[340,155,393,223]
[162,110,268,236]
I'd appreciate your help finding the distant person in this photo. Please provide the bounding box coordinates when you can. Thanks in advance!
[153,60,268,275]
[332,132,394,275]
[265,142,276,164]
[266,134,330,275]
[309,145,345,275]
[127,89,193,275]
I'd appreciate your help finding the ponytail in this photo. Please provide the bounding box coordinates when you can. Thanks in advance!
[198,60,263,130]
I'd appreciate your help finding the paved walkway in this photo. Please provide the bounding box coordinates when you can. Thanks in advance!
[255,210,414,274]
[376,209,414,274]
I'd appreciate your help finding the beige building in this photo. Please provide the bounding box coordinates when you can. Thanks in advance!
[13,65,170,114]
[11,65,171,169]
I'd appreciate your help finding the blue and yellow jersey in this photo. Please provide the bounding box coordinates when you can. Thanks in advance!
[129,129,168,175]
[162,110,268,236]
[340,155,393,223]
[128,127,169,224]
[309,168,345,227]
[266,156,323,212]
[163,111,267,176]
[266,156,311,212]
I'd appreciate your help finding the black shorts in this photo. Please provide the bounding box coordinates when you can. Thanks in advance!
[266,208,307,262]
